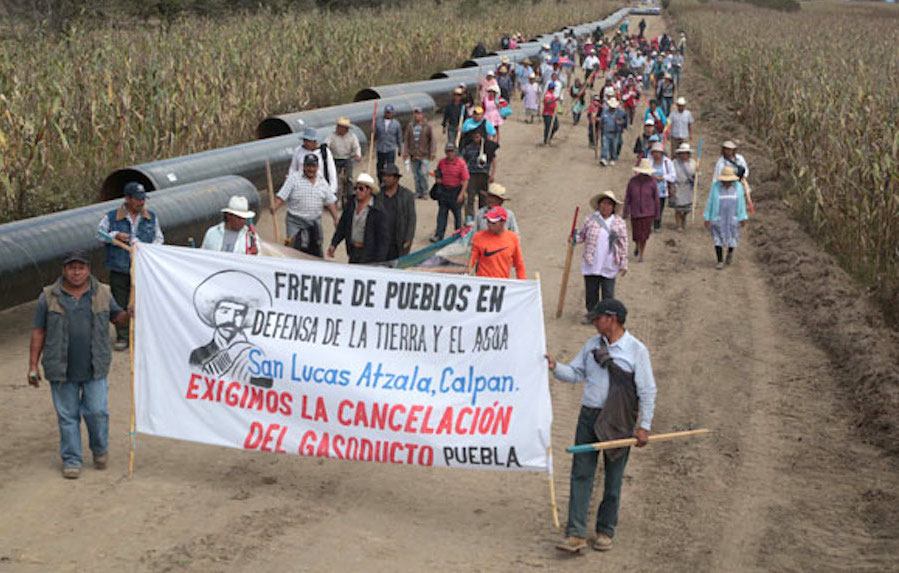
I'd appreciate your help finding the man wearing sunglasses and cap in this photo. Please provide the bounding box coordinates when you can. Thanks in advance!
[469,206,526,280]
[546,298,657,553]
[29,250,130,479]
[200,195,259,255]
[97,181,163,351]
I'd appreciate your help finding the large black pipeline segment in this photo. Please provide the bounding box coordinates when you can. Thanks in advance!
[430,68,482,81]
[354,77,478,109]
[101,124,365,200]
[257,93,434,140]
[0,176,260,310]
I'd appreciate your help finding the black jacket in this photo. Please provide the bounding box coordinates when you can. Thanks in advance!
[330,197,389,264]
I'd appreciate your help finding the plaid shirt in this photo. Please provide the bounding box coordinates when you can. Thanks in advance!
[276,172,336,220]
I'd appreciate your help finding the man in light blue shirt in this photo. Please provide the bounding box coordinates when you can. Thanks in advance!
[546,299,657,553]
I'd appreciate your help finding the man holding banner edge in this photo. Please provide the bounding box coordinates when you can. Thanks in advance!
[545,298,657,553]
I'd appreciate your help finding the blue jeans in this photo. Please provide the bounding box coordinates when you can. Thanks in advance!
[566,406,630,538]
[601,133,619,161]
[50,378,109,468]
[411,158,430,198]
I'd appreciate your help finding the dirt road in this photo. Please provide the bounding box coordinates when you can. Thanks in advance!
[1,14,896,573]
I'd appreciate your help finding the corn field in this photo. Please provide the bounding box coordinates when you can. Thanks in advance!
[0,0,619,223]
[670,0,899,317]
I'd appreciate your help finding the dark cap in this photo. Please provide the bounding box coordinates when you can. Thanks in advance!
[62,249,91,266]
[444,142,456,152]
[124,182,146,199]
[380,163,402,177]
[303,154,319,166]
[384,104,396,114]
[586,299,627,321]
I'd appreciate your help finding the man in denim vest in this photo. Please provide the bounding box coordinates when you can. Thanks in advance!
[28,250,129,479]
[97,182,163,350]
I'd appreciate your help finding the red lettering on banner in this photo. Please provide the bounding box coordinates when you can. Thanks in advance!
[390,442,402,464]
[353,403,369,427]
[404,405,423,433]
[295,430,436,467]
[201,378,216,400]
[246,386,264,410]
[436,407,454,434]
[185,374,201,399]
[279,393,293,416]
[388,404,405,431]
[300,395,328,422]
[299,430,316,456]
[456,407,472,435]
[337,400,352,425]
[316,432,330,457]
[225,382,240,406]
[244,422,263,449]
[371,403,388,430]
[420,407,435,434]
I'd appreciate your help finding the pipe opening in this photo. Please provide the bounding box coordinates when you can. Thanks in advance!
[257,117,292,139]
[100,169,156,201]
[353,88,380,102]
[430,72,449,80]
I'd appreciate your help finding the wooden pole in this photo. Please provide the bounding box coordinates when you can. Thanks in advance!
[367,101,378,174]
[743,178,756,215]
[690,137,703,223]
[128,246,136,478]
[566,428,711,454]
[554,206,579,318]
[547,447,561,531]
[265,159,280,244]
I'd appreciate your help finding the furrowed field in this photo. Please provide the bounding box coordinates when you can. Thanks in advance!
[669,0,899,319]
[0,0,619,223]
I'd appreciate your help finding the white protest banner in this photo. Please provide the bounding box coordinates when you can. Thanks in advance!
[134,244,552,471]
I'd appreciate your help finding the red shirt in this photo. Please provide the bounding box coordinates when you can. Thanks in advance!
[437,157,469,187]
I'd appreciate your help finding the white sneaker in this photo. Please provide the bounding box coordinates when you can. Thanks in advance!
[610,160,616,166]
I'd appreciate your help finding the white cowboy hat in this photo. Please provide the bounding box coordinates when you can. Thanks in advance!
[221,195,255,219]
[590,190,620,210]
[717,166,740,182]
[336,116,351,127]
[487,84,501,93]
[607,98,619,108]
[676,142,692,154]
[676,96,687,106]
[722,140,738,149]
[355,173,380,194]
[487,183,509,200]
[650,141,665,153]
[633,158,656,175]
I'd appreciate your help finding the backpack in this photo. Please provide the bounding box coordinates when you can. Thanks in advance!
[319,143,331,184]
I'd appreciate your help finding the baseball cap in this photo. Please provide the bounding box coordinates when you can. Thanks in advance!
[644,118,655,126]
[303,154,319,165]
[444,142,456,152]
[301,127,319,141]
[62,249,91,266]
[384,104,396,114]
[123,182,146,199]
[586,299,627,321]
[485,206,508,222]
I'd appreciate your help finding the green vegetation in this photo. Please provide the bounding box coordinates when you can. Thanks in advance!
[670,0,898,318]
[0,0,620,222]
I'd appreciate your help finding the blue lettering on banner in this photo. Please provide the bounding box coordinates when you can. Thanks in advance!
[439,366,516,406]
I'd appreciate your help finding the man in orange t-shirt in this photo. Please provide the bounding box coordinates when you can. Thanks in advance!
[469,206,526,279]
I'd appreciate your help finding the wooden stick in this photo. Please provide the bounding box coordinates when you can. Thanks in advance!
[690,137,703,223]
[742,178,756,215]
[128,246,136,478]
[367,101,378,174]
[265,159,280,244]
[567,428,711,454]
[554,206,579,318]
[547,446,561,531]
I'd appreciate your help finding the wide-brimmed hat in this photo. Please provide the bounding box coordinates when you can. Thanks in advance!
[634,158,655,175]
[222,195,255,219]
[380,163,402,178]
[607,98,619,108]
[722,140,738,150]
[487,84,501,93]
[487,183,509,200]
[542,43,550,49]
[675,142,692,154]
[355,173,380,194]
[336,117,351,128]
[717,166,740,182]
[676,96,687,106]
[501,56,510,63]
[528,72,536,79]
[452,87,464,95]
[473,106,484,114]
[650,142,665,153]
[590,190,620,210]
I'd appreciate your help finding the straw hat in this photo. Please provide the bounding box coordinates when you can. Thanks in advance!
[607,97,619,108]
[717,166,740,182]
[487,183,509,200]
[675,142,692,154]
[501,56,510,63]
[336,117,351,127]
[452,87,464,95]
[676,96,687,106]
[722,140,738,150]
[473,105,485,114]
[528,72,536,79]
[590,190,620,210]
[221,195,255,219]
[633,158,655,175]
[355,173,380,194]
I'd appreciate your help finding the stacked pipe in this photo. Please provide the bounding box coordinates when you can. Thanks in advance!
[0,7,636,311]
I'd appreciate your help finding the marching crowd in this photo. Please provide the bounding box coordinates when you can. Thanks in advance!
[26,13,753,561]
